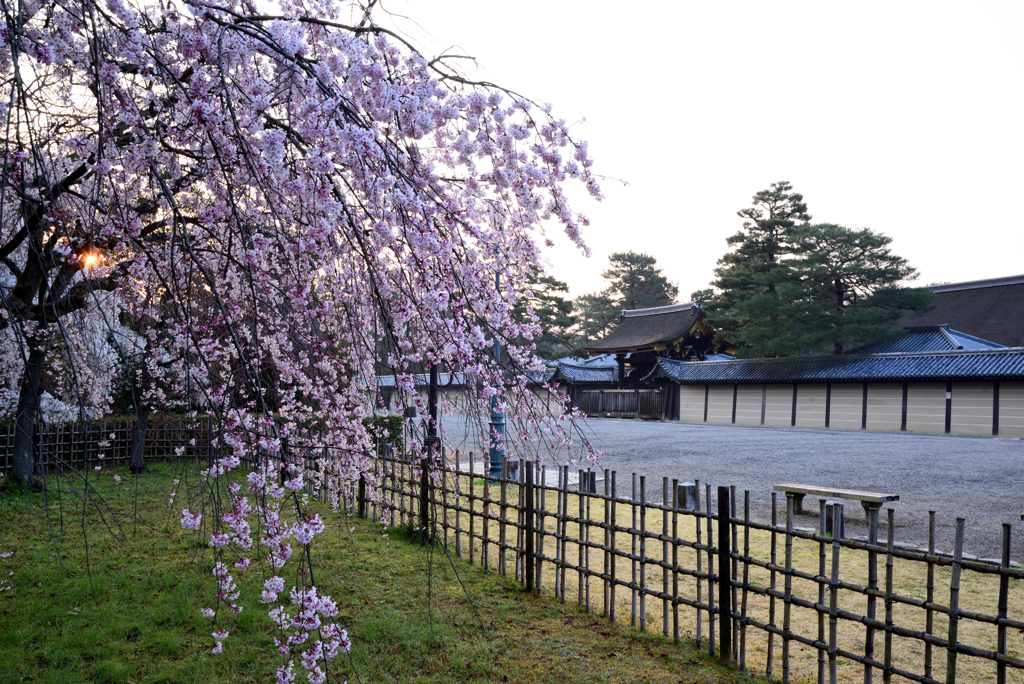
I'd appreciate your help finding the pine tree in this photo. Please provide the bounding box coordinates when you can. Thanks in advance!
[512,269,575,360]
[786,224,934,354]
[706,181,811,357]
[602,251,679,310]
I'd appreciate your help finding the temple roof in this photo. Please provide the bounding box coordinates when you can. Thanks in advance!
[646,346,1024,385]
[848,326,1004,355]
[583,302,704,354]
[899,274,1024,347]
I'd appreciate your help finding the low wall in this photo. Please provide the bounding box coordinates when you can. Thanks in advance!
[671,380,1024,438]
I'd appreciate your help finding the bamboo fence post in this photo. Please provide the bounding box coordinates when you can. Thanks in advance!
[469,452,476,565]
[672,478,680,646]
[639,475,647,631]
[828,503,843,684]
[604,468,610,616]
[483,455,491,570]
[500,458,508,576]
[783,492,795,684]
[718,486,731,665]
[579,468,587,610]
[554,466,562,599]
[865,503,881,684]
[997,523,1012,684]
[662,477,670,638]
[398,454,405,527]
[609,471,618,623]
[585,468,593,611]
[883,508,895,683]
[517,459,525,583]
[925,510,936,679]
[454,450,461,556]
[525,461,535,592]
[632,472,638,627]
[730,485,739,663]
[560,465,569,603]
[945,518,966,684]
[696,479,703,648]
[441,452,448,548]
[819,498,828,684]
[740,490,751,671]
[706,482,716,658]
[535,463,544,594]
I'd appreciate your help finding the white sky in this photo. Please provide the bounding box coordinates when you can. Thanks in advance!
[382,1,1024,299]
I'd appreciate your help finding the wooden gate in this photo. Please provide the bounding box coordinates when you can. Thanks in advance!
[574,389,666,420]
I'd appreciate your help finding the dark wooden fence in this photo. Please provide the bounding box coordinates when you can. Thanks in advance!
[574,389,666,420]
[356,450,1024,684]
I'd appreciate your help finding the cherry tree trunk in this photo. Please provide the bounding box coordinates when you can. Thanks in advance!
[129,407,149,474]
[11,343,46,490]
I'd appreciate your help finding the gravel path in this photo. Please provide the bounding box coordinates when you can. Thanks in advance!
[441,415,1024,559]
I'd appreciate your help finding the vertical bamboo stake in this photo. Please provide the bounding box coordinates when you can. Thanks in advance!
[883,508,895,683]
[730,485,738,663]
[535,463,544,594]
[609,471,617,623]
[468,452,475,565]
[639,475,647,631]
[819,498,828,684]
[525,461,535,592]
[632,473,638,627]
[718,486,731,665]
[560,465,569,603]
[925,510,935,680]
[864,503,880,684]
[997,523,1011,684]
[454,450,461,557]
[783,492,795,684]
[696,479,703,648]
[672,478,680,645]
[441,451,449,547]
[828,503,843,684]
[604,469,610,616]
[499,458,508,577]
[741,491,751,671]
[517,459,525,583]
[945,518,966,684]
[663,477,670,638]
[706,482,716,658]
[579,468,586,610]
[483,455,491,570]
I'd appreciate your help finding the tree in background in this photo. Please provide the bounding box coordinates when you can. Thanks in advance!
[602,251,678,310]
[570,290,619,350]
[512,268,574,360]
[705,181,811,357]
[786,224,934,354]
[568,251,677,350]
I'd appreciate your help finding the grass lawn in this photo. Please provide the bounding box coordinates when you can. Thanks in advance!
[0,461,760,683]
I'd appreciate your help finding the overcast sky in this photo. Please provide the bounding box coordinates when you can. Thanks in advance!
[382,1,1024,299]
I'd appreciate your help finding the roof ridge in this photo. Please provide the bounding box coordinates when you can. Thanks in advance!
[928,273,1024,293]
[656,346,1024,366]
[620,301,697,318]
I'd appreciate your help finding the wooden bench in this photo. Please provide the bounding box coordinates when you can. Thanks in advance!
[773,483,899,521]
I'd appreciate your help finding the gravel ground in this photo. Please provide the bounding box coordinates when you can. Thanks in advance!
[441,415,1024,560]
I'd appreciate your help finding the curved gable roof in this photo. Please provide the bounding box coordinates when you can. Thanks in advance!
[899,274,1024,347]
[584,302,703,354]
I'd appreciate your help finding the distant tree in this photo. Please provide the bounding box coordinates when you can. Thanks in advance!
[570,290,619,350]
[602,251,678,310]
[512,269,574,360]
[689,288,717,306]
[786,224,934,354]
[706,181,811,357]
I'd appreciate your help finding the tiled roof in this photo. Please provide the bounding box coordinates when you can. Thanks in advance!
[646,347,1024,385]
[899,274,1024,347]
[552,363,618,384]
[849,326,1004,355]
[584,302,703,353]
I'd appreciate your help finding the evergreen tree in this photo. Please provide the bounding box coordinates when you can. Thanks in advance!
[786,224,934,354]
[570,290,619,350]
[512,269,575,360]
[706,181,811,357]
[602,251,679,310]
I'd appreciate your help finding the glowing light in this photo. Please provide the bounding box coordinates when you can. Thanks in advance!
[81,252,100,269]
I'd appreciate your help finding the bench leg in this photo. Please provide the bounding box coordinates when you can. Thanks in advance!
[791,493,806,515]
[862,501,882,521]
